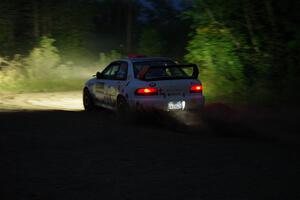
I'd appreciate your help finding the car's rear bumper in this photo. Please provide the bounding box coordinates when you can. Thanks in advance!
[129,95,205,112]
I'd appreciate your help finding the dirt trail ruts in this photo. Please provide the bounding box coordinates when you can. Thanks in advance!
[0,91,83,111]
[1,91,300,142]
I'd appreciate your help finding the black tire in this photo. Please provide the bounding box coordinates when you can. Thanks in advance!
[83,88,96,111]
[116,96,129,115]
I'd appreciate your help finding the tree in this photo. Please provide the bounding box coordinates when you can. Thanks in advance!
[185,25,246,100]
[185,0,300,103]
[138,28,162,56]
[0,0,17,55]
[138,0,192,58]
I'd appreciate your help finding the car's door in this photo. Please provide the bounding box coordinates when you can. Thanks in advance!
[92,63,117,104]
[104,61,129,107]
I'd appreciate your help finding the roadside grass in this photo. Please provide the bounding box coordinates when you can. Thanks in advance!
[0,78,87,93]
[0,37,121,94]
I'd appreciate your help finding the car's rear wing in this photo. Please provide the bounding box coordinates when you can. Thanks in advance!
[137,64,199,81]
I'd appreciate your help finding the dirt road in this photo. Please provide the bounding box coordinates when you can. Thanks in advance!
[0,91,83,111]
[1,92,300,199]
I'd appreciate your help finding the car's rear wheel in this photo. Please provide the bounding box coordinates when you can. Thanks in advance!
[83,88,96,111]
[117,96,129,114]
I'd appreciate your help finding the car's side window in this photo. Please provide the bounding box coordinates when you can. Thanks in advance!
[109,65,120,77]
[115,62,128,80]
[101,65,112,78]
[101,63,120,80]
[101,62,128,80]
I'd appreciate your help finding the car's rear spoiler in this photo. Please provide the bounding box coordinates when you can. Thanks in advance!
[137,64,199,81]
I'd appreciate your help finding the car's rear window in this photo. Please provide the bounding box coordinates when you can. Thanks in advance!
[133,60,196,81]
[133,60,176,78]
[144,67,190,80]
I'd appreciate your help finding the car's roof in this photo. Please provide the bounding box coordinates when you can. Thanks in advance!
[119,57,175,63]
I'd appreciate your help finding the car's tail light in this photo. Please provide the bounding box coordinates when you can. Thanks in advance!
[135,87,158,96]
[190,84,203,93]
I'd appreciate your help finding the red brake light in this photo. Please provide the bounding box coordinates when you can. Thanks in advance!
[190,84,203,93]
[135,87,158,95]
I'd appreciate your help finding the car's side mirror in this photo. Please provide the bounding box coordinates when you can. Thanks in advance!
[96,72,103,79]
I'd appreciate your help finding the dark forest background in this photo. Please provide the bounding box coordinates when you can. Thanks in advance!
[0,0,299,105]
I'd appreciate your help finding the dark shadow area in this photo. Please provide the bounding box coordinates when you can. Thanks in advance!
[1,104,300,143]
[1,109,300,199]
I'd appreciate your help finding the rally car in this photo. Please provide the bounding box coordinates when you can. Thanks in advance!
[83,56,205,112]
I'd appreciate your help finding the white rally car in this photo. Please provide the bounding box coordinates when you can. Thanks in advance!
[83,56,204,112]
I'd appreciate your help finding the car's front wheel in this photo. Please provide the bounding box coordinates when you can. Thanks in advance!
[83,88,96,111]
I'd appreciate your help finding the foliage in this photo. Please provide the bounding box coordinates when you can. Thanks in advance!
[24,37,61,80]
[0,37,122,93]
[138,28,162,56]
[185,0,300,105]
[99,50,122,69]
[139,0,192,58]
[186,25,247,102]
